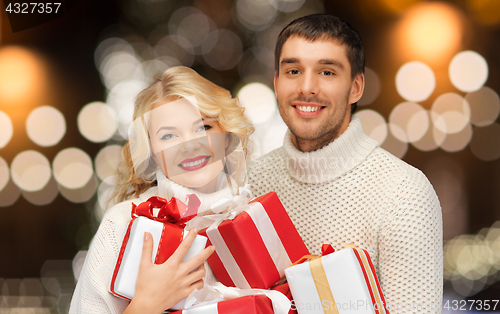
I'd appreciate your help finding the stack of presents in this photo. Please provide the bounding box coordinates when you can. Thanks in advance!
[109,190,390,314]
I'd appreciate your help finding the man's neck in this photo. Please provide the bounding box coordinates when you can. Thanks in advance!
[291,116,352,153]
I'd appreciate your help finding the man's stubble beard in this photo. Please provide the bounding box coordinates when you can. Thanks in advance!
[280,91,351,152]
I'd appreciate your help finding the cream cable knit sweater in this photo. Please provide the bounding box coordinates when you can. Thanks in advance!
[248,116,443,313]
[69,176,229,314]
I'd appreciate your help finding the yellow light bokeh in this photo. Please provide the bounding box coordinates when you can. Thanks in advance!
[396,3,463,64]
[0,46,47,106]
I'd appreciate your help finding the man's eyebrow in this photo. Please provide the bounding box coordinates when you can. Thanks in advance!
[318,59,344,69]
[280,57,300,66]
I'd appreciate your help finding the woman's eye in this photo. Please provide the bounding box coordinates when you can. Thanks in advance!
[197,124,213,132]
[161,133,175,140]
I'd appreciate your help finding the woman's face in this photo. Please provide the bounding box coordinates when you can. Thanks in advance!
[149,97,228,193]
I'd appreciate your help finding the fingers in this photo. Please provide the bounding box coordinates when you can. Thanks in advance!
[140,232,154,267]
[170,228,199,262]
[184,246,215,271]
[185,263,206,284]
[190,279,204,291]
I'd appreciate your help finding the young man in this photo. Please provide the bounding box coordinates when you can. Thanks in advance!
[248,14,443,312]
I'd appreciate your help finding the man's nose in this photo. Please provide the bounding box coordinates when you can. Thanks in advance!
[298,72,318,95]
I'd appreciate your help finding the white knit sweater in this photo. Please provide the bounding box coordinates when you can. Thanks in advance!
[248,116,443,313]
[69,175,230,314]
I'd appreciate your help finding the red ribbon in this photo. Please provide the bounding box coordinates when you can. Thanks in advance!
[131,194,201,228]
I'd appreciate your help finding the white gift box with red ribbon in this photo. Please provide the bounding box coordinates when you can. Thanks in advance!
[285,245,390,314]
[169,295,274,314]
[109,195,207,310]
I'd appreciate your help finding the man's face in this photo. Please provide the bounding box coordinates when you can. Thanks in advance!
[274,35,364,151]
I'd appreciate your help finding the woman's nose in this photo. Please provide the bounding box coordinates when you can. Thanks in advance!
[179,136,203,154]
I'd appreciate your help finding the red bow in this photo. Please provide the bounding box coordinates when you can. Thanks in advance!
[131,194,201,228]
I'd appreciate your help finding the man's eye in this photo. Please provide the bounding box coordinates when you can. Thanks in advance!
[161,133,175,140]
[197,124,213,132]
[321,71,334,76]
[287,69,300,75]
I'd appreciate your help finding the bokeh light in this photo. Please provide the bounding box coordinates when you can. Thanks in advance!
[449,51,488,92]
[465,86,500,127]
[26,106,66,147]
[106,80,148,139]
[236,0,277,31]
[77,102,118,143]
[237,82,277,125]
[52,148,93,189]
[94,145,122,181]
[431,93,471,134]
[22,175,59,206]
[389,102,429,143]
[358,68,381,106]
[411,110,445,152]
[94,38,135,72]
[0,110,13,148]
[202,30,243,71]
[0,177,21,207]
[100,51,144,90]
[397,3,463,64]
[439,123,473,153]
[380,130,408,159]
[0,46,46,106]
[97,175,117,213]
[59,174,98,203]
[356,109,388,145]
[0,156,9,192]
[155,35,195,67]
[169,7,216,51]
[11,150,51,192]
[470,123,500,161]
[396,61,435,102]
[261,119,288,155]
[72,251,87,281]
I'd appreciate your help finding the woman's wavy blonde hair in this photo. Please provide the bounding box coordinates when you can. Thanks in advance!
[109,66,254,206]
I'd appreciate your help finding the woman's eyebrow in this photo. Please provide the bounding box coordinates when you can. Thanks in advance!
[155,126,175,134]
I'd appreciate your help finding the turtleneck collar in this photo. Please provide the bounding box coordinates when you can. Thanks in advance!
[156,171,235,215]
[283,116,379,184]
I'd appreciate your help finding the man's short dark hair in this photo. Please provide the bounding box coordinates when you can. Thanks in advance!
[275,14,364,79]
[274,14,365,113]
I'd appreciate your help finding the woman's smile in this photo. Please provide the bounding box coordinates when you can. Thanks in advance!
[178,155,211,171]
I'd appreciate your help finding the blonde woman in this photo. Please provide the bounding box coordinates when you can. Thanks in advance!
[70,66,254,314]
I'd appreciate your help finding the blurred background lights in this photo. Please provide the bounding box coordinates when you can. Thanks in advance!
[389,102,429,143]
[431,93,471,134]
[466,0,500,25]
[449,51,489,92]
[26,106,66,147]
[411,111,445,152]
[0,178,21,207]
[52,148,93,189]
[236,0,277,31]
[465,86,500,127]
[94,145,122,181]
[396,61,436,102]
[0,110,13,148]
[94,37,135,72]
[100,51,144,90]
[22,176,59,206]
[470,123,500,161]
[202,30,243,71]
[261,119,288,155]
[439,123,473,153]
[377,0,420,14]
[380,131,408,159]
[0,46,46,106]
[269,0,306,12]
[357,109,388,145]
[77,102,118,143]
[398,3,462,64]
[169,8,216,51]
[59,175,98,203]
[237,82,277,125]
[97,175,117,213]
[358,68,381,106]
[155,35,195,67]
[0,156,9,192]
[106,80,148,138]
[11,150,51,192]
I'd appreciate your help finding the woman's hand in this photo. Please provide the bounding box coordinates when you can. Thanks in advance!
[124,228,214,314]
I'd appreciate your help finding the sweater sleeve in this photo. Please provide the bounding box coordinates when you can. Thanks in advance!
[379,169,443,314]
[69,204,131,314]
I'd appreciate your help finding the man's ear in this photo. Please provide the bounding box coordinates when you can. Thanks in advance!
[273,71,279,99]
[348,72,365,104]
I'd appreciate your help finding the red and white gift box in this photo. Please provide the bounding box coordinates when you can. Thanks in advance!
[199,192,310,290]
[284,245,390,314]
[109,195,207,310]
[169,295,274,314]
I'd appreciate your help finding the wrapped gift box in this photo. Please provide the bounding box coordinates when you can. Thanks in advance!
[169,295,273,314]
[109,195,207,310]
[200,192,309,290]
[271,283,297,314]
[285,247,390,314]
